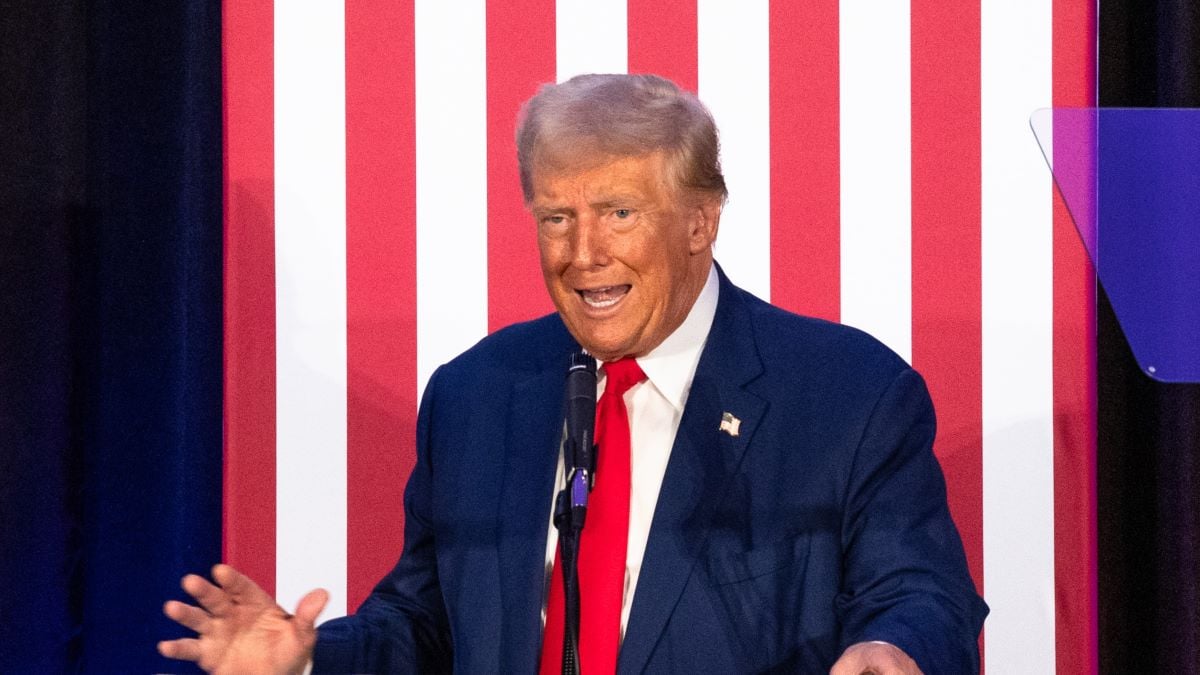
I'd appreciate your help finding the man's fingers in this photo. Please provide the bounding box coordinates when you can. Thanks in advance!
[182,573,232,616]
[183,564,271,616]
[158,637,203,662]
[212,563,273,605]
[163,600,211,633]
[293,588,330,629]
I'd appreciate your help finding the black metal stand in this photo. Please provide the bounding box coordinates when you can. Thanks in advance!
[554,491,583,675]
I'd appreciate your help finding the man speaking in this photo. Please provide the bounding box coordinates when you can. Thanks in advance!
[160,74,987,674]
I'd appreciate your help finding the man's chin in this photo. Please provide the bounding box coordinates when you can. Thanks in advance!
[568,333,631,363]
[556,311,646,361]
[574,342,624,363]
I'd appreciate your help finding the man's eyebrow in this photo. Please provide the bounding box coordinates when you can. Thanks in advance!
[590,194,643,209]
[531,204,575,217]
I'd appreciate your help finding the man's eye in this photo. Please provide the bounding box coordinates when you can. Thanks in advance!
[613,209,632,219]
[539,214,570,236]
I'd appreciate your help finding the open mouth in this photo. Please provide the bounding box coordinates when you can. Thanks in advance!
[577,284,631,309]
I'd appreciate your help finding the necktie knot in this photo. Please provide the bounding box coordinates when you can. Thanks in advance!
[602,357,646,398]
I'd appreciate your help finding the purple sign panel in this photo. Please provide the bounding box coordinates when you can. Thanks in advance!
[1032,108,1200,383]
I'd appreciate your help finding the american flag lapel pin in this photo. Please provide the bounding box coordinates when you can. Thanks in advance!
[719,412,741,437]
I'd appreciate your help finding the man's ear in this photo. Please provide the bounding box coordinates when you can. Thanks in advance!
[688,197,722,254]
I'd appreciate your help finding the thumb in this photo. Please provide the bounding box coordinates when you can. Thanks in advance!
[293,588,330,629]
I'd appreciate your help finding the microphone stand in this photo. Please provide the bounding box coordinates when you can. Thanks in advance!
[553,483,583,675]
[553,352,597,675]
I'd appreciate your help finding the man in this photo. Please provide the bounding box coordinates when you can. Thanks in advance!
[161,74,987,673]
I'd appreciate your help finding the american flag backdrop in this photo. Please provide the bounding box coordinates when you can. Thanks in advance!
[222,1,1097,672]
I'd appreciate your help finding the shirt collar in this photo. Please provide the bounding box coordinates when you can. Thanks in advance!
[630,264,719,411]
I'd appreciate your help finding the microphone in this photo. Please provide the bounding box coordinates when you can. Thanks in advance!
[554,351,597,675]
[563,352,597,530]
[565,352,597,479]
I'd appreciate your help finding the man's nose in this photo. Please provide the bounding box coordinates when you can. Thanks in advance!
[569,213,610,268]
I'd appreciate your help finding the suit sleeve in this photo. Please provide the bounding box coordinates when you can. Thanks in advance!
[835,368,988,674]
[312,367,453,674]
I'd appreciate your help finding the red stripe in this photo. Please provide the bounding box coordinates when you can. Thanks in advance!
[1053,0,1098,671]
[909,0,984,661]
[910,0,984,578]
[768,0,839,322]
[222,0,276,595]
[627,0,697,92]
[345,0,417,612]
[486,0,557,333]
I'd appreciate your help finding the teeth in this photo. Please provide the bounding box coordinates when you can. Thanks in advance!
[580,285,628,308]
[584,295,621,308]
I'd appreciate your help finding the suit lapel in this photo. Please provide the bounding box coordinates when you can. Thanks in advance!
[497,362,566,672]
[618,274,767,675]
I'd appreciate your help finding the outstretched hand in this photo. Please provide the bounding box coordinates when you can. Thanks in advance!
[158,564,328,674]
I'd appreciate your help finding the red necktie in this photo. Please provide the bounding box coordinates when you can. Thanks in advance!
[541,357,647,674]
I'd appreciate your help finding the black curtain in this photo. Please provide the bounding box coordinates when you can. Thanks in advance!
[1099,1,1200,673]
[0,1,222,671]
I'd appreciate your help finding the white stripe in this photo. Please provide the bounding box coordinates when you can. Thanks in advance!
[838,0,912,362]
[415,0,488,400]
[555,0,627,80]
[274,1,347,618]
[698,0,771,300]
[982,0,1057,671]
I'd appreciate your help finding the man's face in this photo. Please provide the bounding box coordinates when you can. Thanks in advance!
[531,152,719,362]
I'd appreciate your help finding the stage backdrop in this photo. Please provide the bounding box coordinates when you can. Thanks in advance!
[222,1,1096,672]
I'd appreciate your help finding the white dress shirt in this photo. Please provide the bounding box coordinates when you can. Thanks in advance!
[542,264,720,639]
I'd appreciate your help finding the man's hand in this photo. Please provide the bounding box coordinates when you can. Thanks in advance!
[830,641,923,675]
[158,563,329,674]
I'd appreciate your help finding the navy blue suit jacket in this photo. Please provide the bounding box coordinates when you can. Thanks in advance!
[314,268,987,673]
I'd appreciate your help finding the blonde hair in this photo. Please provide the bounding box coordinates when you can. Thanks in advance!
[516,73,727,204]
